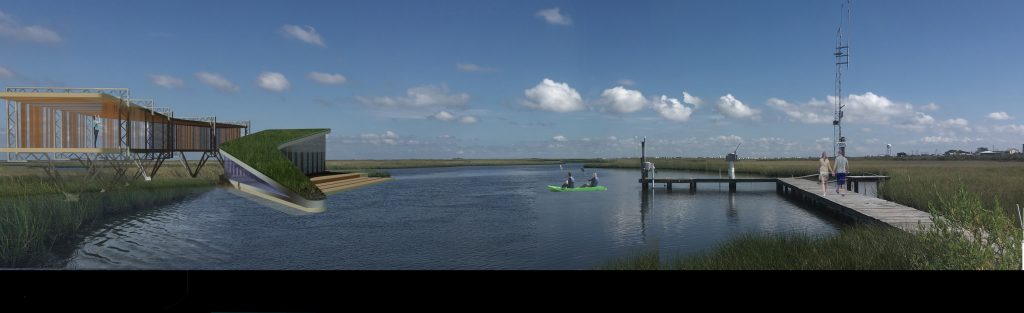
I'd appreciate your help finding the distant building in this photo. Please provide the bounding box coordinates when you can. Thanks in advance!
[1010,148,1020,155]
[979,150,1010,157]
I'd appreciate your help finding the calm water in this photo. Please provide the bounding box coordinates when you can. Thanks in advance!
[59,165,852,269]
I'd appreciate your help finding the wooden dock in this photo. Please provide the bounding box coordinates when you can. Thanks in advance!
[777,178,933,233]
[639,178,777,192]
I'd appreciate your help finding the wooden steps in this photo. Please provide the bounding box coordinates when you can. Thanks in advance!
[310,172,392,195]
[310,173,362,184]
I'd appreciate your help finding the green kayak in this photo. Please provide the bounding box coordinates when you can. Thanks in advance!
[547,185,607,192]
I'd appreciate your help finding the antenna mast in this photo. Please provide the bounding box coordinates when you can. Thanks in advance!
[833,0,851,156]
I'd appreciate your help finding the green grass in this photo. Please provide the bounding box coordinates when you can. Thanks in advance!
[601,184,1022,270]
[326,158,588,169]
[0,174,216,267]
[219,129,328,200]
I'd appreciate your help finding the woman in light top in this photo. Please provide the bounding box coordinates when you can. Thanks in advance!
[819,151,832,196]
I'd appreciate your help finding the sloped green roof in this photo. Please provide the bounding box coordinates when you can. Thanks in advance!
[219,129,328,200]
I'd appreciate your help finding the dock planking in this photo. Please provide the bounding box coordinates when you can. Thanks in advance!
[776,177,933,233]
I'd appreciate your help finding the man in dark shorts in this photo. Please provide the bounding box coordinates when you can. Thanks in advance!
[833,150,849,196]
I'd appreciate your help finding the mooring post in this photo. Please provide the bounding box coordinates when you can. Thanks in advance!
[690,181,697,193]
[854,181,859,193]
[666,182,672,191]
[640,137,648,192]
[729,181,736,193]
[776,181,783,194]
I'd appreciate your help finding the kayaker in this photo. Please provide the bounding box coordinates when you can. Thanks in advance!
[561,172,575,188]
[582,172,599,187]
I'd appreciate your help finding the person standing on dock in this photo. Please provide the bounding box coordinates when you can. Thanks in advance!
[561,172,575,188]
[91,115,102,148]
[819,152,832,196]
[833,150,849,196]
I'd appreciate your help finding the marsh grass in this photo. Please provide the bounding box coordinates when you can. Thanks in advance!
[0,167,217,267]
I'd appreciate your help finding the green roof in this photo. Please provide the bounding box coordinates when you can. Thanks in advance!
[219,129,328,200]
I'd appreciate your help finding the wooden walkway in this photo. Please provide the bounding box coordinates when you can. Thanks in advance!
[777,178,933,233]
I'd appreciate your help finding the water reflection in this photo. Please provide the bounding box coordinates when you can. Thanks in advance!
[727,193,738,223]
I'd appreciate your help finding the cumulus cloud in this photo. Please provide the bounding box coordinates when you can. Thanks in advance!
[257,72,290,92]
[921,103,940,111]
[358,85,470,108]
[993,124,1024,135]
[599,86,646,114]
[766,98,832,123]
[710,135,744,145]
[650,95,694,122]
[356,130,402,145]
[836,92,914,123]
[149,74,184,89]
[552,135,568,142]
[987,112,1012,120]
[682,91,704,108]
[430,111,456,121]
[921,136,981,144]
[535,7,572,26]
[0,10,62,43]
[281,24,325,47]
[522,78,583,112]
[195,72,239,93]
[459,116,479,124]
[0,65,14,78]
[307,72,347,85]
[456,63,494,72]
[617,79,635,86]
[715,94,759,119]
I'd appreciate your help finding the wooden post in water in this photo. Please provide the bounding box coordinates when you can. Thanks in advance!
[640,137,648,192]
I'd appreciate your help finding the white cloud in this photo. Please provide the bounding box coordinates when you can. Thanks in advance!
[456,63,494,72]
[149,74,183,89]
[617,79,635,86]
[836,92,914,123]
[938,118,970,131]
[921,136,980,144]
[922,103,940,111]
[358,85,470,108]
[257,72,290,92]
[599,86,646,114]
[281,24,325,47]
[0,65,14,78]
[710,135,744,144]
[993,124,1024,135]
[715,94,759,119]
[987,112,1012,120]
[307,72,347,85]
[650,95,694,122]
[430,111,456,121]
[522,78,584,112]
[682,91,704,108]
[552,135,568,142]
[195,72,239,93]
[815,137,832,144]
[766,97,832,124]
[459,116,479,124]
[0,10,62,43]
[535,7,572,26]
[607,136,617,141]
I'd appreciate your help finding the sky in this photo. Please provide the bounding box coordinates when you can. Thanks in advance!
[1,0,1022,159]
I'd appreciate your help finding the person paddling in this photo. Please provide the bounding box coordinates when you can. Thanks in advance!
[561,172,575,188]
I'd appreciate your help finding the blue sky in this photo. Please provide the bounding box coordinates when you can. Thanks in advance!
[1,0,1021,159]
